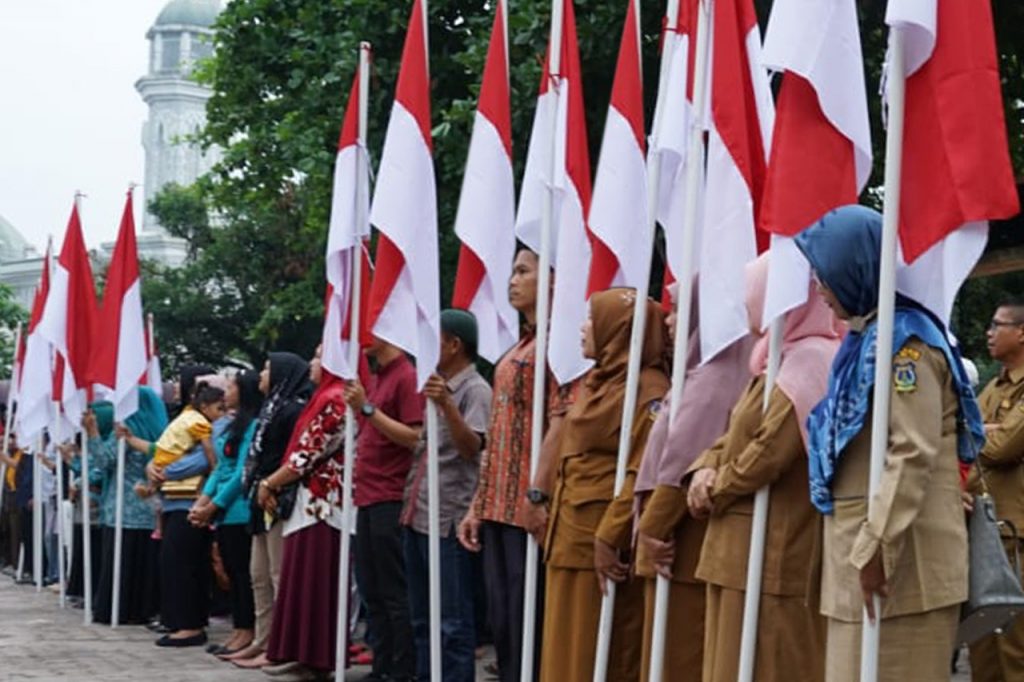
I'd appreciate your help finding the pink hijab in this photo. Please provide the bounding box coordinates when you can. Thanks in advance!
[744,253,842,447]
[635,282,755,494]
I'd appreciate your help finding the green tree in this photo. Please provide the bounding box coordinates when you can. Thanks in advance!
[0,285,29,380]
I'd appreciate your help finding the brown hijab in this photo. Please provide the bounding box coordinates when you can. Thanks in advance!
[560,288,670,457]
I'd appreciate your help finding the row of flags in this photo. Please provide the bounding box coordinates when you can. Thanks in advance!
[14,193,160,444]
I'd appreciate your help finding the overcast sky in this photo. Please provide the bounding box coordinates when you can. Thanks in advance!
[0,0,171,253]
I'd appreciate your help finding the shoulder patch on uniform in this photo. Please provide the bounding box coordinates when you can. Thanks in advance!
[648,400,662,419]
[896,346,922,361]
[894,359,918,393]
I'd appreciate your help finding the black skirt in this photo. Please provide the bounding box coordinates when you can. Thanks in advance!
[67,522,103,599]
[94,526,160,625]
[160,511,212,631]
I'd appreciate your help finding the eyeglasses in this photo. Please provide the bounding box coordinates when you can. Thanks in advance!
[988,320,1023,331]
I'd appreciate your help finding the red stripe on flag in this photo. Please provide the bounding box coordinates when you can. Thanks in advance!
[451,244,487,310]
[610,0,645,153]
[366,234,405,336]
[396,0,432,152]
[61,205,99,391]
[759,73,858,237]
[337,62,362,150]
[477,1,512,158]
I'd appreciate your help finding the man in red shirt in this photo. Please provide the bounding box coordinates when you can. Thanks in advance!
[346,337,424,682]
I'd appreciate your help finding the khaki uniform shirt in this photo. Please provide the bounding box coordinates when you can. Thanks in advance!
[820,340,967,622]
[968,365,1024,532]
[690,376,816,598]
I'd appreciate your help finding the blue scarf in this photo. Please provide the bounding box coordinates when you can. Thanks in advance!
[806,308,984,513]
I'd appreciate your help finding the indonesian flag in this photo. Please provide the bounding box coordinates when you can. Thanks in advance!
[759,0,872,325]
[888,0,1019,324]
[91,192,146,420]
[323,65,372,381]
[142,321,163,395]
[515,0,602,384]
[36,204,99,426]
[698,0,774,361]
[16,246,50,443]
[654,0,700,282]
[451,1,518,364]
[366,0,439,390]
[588,0,646,293]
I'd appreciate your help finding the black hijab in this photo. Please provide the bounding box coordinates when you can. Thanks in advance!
[225,370,264,457]
[178,364,215,413]
[244,352,311,488]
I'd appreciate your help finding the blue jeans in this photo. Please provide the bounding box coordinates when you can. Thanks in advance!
[402,527,476,682]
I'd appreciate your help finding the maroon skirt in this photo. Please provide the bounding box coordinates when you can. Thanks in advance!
[267,522,341,672]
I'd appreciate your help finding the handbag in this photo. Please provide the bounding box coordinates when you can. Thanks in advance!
[957,426,1024,645]
[161,475,204,500]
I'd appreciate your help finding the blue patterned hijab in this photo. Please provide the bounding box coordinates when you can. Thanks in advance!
[794,205,985,514]
[125,387,170,443]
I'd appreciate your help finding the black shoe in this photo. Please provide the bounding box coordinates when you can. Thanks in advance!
[156,632,208,648]
[206,643,226,655]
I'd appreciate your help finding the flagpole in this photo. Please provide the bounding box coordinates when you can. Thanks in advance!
[592,0,654,677]
[34,431,42,591]
[859,25,905,682]
[640,4,712,677]
[737,318,782,681]
[333,40,371,682]
[521,2,564,681]
[53,401,66,608]
[110,436,126,628]
[0,323,20,524]
[76,191,94,626]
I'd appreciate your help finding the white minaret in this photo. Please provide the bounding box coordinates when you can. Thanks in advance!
[135,0,221,263]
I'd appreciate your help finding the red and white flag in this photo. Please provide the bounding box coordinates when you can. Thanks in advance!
[654,0,700,282]
[16,245,51,443]
[589,0,647,292]
[36,204,99,426]
[759,0,872,325]
[888,0,1019,323]
[366,0,439,389]
[515,0,605,384]
[324,64,372,380]
[698,0,773,361]
[451,1,518,364]
[92,192,147,420]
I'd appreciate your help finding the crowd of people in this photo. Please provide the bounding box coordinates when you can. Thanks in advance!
[0,204,1022,682]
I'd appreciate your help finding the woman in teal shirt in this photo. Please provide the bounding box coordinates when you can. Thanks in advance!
[190,370,263,656]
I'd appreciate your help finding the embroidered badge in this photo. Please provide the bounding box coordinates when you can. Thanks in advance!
[896,346,922,361]
[894,360,918,393]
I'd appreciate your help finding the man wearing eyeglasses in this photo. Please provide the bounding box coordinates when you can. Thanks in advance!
[969,299,1024,681]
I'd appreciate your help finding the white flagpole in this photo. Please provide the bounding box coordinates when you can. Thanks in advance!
[592,0,654,677]
[75,191,93,626]
[520,1,563,680]
[33,432,42,591]
[53,401,66,608]
[334,40,371,682]
[737,319,782,681]
[0,323,20,520]
[645,4,712,677]
[859,25,906,682]
[111,436,126,627]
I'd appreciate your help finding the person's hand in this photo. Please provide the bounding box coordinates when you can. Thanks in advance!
[457,512,482,552]
[638,533,676,580]
[961,490,975,514]
[518,499,549,544]
[188,502,217,527]
[82,411,99,439]
[860,550,888,624]
[115,424,133,440]
[985,423,1002,435]
[686,468,716,518]
[594,538,629,595]
[257,481,278,515]
[145,461,166,485]
[343,380,367,412]
[68,485,79,503]
[423,374,453,412]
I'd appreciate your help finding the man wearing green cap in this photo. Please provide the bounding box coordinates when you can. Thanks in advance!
[400,308,493,681]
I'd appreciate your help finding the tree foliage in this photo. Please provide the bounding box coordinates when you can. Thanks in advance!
[143,0,1023,370]
[0,284,29,380]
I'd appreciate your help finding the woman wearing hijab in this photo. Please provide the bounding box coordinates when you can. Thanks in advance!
[256,345,364,678]
[188,370,264,657]
[686,253,841,682]
[794,205,984,682]
[91,389,169,625]
[633,283,754,680]
[229,352,310,670]
[540,288,670,682]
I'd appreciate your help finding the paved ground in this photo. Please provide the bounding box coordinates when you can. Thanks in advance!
[0,574,973,681]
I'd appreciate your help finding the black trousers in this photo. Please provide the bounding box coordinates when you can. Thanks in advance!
[160,511,211,631]
[68,522,103,599]
[217,523,255,630]
[481,521,544,682]
[355,501,415,679]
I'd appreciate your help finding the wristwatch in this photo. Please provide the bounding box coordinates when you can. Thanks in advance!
[360,402,376,418]
[526,487,550,505]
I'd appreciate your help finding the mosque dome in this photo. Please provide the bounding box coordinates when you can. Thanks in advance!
[155,0,222,29]
[0,215,35,263]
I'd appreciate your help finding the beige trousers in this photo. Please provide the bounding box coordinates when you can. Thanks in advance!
[250,522,284,650]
